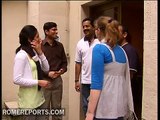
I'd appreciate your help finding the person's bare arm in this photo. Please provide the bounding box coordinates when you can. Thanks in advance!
[75,62,81,92]
[85,90,101,120]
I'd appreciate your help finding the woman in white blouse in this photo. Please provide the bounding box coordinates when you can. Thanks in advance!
[13,25,50,120]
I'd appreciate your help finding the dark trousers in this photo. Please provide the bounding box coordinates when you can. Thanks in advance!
[19,104,47,120]
[42,76,63,120]
[131,76,142,119]
[81,84,91,116]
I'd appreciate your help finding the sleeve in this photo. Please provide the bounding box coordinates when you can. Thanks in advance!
[126,47,139,72]
[91,45,104,90]
[75,42,82,63]
[38,53,49,73]
[60,44,68,72]
[13,53,38,86]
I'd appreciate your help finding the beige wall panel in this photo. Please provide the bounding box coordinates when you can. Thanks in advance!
[142,1,157,120]
[68,3,81,120]
[143,42,157,119]
[39,1,69,52]
[28,1,40,29]
[2,1,27,102]
[68,1,89,120]
[144,2,157,41]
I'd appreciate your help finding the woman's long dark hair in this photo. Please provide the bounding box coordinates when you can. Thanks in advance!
[16,25,42,90]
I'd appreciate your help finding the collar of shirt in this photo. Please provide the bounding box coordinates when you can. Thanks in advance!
[42,38,58,46]
[84,36,88,41]
[121,42,128,47]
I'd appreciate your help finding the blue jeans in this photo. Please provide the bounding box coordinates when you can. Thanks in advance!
[81,84,91,116]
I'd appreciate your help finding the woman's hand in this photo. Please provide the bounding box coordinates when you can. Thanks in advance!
[31,39,43,55]
[38,80,50,87]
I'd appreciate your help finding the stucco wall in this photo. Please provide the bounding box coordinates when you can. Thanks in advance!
[27,1,70,120]
[142,1,157,120]
[2,1,71,120]
[2,1,27,102]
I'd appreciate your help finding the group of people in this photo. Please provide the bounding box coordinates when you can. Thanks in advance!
[13,15,139,120]
[14,22,67,120]
[75,16,139,120]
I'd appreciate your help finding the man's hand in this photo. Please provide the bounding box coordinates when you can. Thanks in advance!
[75,81,80,92]
[48,71,61,79]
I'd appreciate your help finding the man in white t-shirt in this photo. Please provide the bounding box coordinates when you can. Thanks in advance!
[75,18,100,116]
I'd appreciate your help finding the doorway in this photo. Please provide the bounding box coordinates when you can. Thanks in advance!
[89,0,143,119]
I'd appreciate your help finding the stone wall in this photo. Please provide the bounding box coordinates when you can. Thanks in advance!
[142,1,157,120]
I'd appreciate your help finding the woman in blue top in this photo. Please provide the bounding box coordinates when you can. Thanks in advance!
[85,16,136,120]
